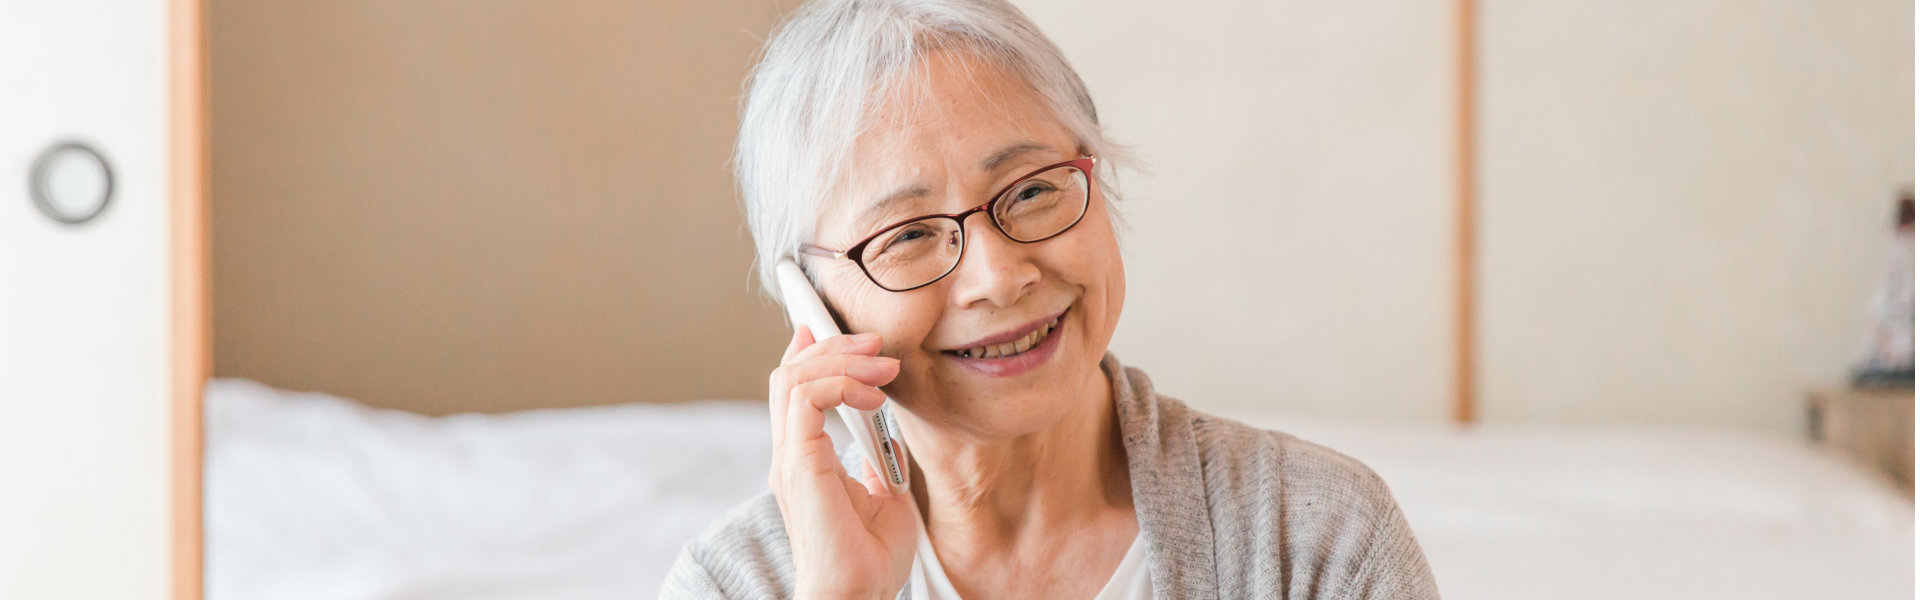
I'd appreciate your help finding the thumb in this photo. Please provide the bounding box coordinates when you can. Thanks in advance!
[870,489,920,561]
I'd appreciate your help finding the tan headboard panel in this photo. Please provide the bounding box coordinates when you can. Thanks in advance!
[212,1,799,414]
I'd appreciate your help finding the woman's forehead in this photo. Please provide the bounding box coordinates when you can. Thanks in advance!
[867,50,1056,144]
[822,114,1062,226]
[814,50,1077,240]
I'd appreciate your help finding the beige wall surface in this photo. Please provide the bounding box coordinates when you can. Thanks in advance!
[212,0,798,413]
[215,0,1911,429]
[213,0,1455,418]
[1022,0,1459,421]
[1478,0,1914,432]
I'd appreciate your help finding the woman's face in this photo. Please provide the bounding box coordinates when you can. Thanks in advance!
[807,49,1125,439]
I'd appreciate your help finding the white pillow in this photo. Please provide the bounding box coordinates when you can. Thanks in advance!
[205,378,778,600]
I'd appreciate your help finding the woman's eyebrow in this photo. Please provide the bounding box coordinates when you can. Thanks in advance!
[852,142,1050,233]
[980,142,1051,172]
[858,184,933,229]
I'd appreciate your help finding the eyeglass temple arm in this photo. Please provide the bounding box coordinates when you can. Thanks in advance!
[798,244,848,260]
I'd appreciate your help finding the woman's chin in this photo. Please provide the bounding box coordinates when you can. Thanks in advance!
[909,377,1091,440]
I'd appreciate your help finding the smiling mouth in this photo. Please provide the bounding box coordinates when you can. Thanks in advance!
[943,310,1066,360]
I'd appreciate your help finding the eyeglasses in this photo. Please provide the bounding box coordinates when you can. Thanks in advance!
[800,156,1098,292]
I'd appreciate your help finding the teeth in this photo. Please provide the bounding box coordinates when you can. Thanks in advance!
[959,315,1061,360]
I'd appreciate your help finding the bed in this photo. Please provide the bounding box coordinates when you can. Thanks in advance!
[204,378,1914,599]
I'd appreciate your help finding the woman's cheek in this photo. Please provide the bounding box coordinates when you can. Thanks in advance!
[825,279,887,335]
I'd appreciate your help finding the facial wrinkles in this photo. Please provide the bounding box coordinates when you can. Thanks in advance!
[809,53,1095,431]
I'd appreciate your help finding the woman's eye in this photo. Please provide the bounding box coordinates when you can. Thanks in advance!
[1014,182,1057,201]
[877,227,932,254]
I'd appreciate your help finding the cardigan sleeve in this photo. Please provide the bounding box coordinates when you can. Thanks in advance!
[658,548,727,600]
[1342,502,1441,600]
[656,493,799,600]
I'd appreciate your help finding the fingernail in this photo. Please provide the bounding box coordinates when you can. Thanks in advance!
[849,332,880,344]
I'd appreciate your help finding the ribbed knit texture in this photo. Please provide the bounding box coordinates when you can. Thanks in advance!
[660,352,1442,599]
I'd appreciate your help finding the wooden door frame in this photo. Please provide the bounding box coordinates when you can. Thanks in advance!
[170,0,208,597]
[1453,0,1478,425]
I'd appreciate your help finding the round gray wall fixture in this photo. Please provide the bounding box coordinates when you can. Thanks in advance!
[29,141,115,226]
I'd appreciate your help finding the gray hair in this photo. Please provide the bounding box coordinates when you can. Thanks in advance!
[734,0,1133,300]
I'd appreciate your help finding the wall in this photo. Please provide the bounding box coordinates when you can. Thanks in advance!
[213,0,1912,431]
[1478,0,1914,432]
[214,0,1455,419]
[212,0,798,413]
[1029,0,1912,430]
[1022,0,1458,421]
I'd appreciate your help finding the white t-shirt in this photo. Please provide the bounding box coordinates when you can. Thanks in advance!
[906,512,1152,600]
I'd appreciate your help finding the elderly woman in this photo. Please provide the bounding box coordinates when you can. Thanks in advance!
[664,0,1439,598]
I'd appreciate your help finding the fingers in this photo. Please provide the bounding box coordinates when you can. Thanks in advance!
[776,378,881,526]
[769,333,896,451]
[770,331,887,406]
[844,470,878,517]
[775,352,900,393]
[771,326,810,448]
[792,331,884,362]
[784,375,887,450]
[780,324,816,364]
[858,458,888,497]
[795,375,890,412]
[768,328,894,515]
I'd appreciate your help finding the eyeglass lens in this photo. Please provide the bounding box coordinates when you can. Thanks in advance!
[858,164,1089,290]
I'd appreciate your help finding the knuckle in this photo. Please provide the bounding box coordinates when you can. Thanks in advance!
[768,366,789,394]
[825,355,852,370]
[831,375,864,396]
[823,335,857,353]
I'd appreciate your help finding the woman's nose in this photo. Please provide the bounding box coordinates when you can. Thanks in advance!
[947,212,1039,308]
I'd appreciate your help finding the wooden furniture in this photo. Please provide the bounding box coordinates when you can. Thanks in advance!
[1808,387,1915,498]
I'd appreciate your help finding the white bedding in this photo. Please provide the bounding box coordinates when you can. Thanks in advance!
[206,379,1913,599]
[1236,417,1915,599]
[205,379,788,600]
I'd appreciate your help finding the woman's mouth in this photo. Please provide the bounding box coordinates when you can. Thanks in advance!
[954,313,1061,359]
[941,309,1068,377]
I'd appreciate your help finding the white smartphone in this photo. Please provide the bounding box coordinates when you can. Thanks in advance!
[775,259,909,494]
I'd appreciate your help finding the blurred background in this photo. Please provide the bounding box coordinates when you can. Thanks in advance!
[210,0,1909,432]
[2,0,1912,598]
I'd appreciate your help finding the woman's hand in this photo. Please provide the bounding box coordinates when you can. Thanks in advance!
[767,326,917,600]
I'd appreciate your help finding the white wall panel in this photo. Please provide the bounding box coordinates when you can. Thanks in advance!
[0,1,175,597]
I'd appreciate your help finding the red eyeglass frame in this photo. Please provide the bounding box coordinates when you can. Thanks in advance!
[798,155,1099,292]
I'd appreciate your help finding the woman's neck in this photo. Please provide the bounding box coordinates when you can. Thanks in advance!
[898,364,1133,549]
